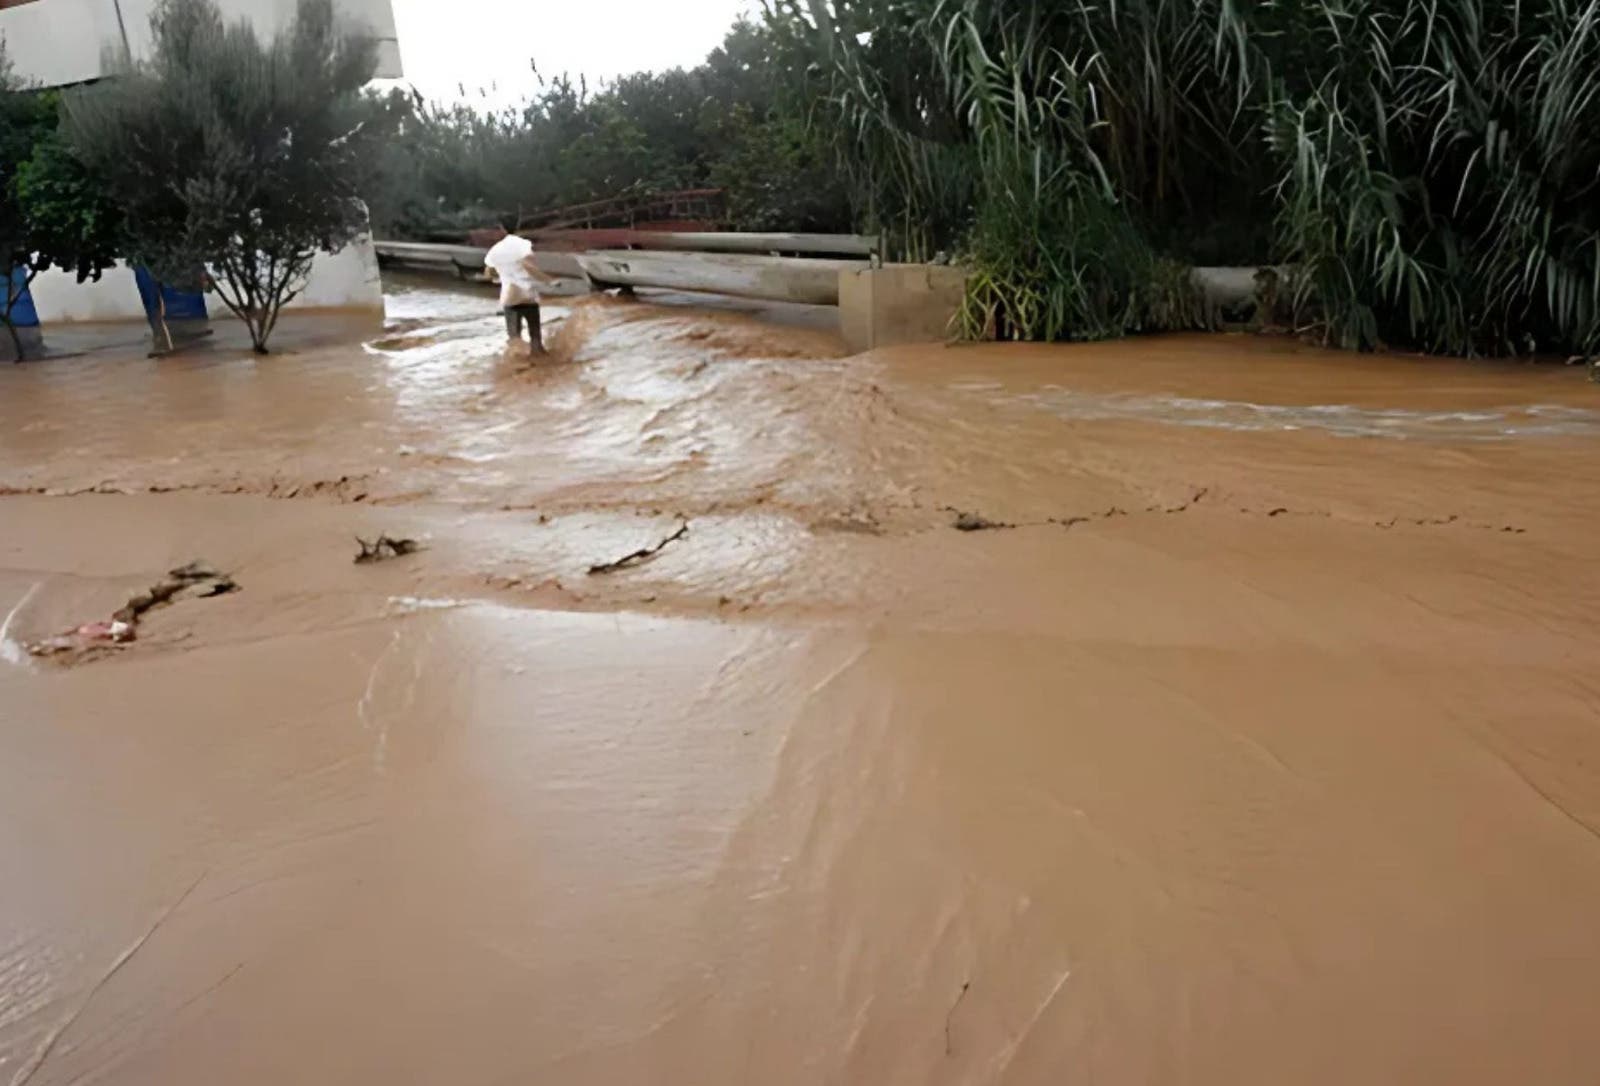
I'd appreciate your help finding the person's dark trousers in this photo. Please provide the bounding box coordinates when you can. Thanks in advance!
[503,302,543,347]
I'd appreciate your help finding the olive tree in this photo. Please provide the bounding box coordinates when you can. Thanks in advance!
[64,0,387,353]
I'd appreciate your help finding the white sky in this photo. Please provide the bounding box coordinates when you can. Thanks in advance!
[387,0,759,105]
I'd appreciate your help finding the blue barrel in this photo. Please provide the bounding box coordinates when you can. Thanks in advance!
[134,267,208,321]
[5,267,39,327]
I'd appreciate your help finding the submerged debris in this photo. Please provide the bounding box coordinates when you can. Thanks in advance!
[355,535,421,564]
[812,511,883,536]
[25,619,136,658]
[950,510,1011,532]
[27,559,238,662]
[945,980,971,1056]
[113,560,237,621]
[588,521,690,575]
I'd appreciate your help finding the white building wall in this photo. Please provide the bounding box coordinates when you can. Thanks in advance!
[0,0,402,88]
[29,236,386,324]
[27,262,138,322]
[0,0,122,88]
[284,232,384,310]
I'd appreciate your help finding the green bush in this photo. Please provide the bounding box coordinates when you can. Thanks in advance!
[1267,0,1600,357]
[769,0,1600,355]
[712,107,851,232]
[361,19,856,241]
[0,53,122,359]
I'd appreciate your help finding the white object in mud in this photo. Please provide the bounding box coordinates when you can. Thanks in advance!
[484,235,545,308]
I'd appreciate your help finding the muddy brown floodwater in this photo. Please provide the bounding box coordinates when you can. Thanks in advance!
[4,283,1600,1085]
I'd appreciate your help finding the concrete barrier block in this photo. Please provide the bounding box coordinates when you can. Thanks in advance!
[838,264,967,353]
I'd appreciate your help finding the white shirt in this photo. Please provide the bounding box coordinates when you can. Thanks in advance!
[484,234,541,307]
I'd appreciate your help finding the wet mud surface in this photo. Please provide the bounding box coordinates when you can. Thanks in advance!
[4,283,1600,1084]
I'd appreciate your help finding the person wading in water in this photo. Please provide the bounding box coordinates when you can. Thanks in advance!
[484,218,558,355]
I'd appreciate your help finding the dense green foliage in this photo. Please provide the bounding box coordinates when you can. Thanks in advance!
[761,0,1245,339]
[364,20,851,238]
[62,0,386,352]
[14,124,124,287]
[0,51,121,358]
[1264,0,1600,356]
[766,0,1600,355]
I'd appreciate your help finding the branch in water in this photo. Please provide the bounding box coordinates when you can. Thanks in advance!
[588,521,690,575]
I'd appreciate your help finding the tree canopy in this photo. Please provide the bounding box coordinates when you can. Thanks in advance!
[0,50,122,358]
[62,0,388,353]
[362,18,851,241]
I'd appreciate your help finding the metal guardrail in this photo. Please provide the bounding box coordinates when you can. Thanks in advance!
[576,250,859,307]
[371,241,484,270]
[375,233,879,306]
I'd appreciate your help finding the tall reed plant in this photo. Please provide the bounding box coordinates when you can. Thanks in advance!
[767,0,1600,356]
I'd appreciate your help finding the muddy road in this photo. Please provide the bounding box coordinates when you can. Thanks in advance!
[3,284,1600,1084]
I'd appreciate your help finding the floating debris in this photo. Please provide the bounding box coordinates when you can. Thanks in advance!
[27,559,238,662]
[812,511,883,536]
[355,535,421,564]
[950,510,1011,532]
[588,521,690,575]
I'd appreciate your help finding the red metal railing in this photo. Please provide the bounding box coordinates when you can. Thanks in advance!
[463,188,728,249]
[518,189,727,233]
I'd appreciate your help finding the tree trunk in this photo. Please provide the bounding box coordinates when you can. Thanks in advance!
[2,319,22,363]
[247,310,270,354]
[154,292,175,354]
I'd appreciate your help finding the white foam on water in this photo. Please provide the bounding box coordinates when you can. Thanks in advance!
[1013,389,1600,440]
[387,596,470,614]
[0,581,43,667]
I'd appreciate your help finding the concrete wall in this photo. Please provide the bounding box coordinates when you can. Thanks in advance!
[282,233,384,311]
[0,0,120,87]
[27,263,139,322]
[0,0,401,88]
[838,264,968,353]
[29,235,387,324]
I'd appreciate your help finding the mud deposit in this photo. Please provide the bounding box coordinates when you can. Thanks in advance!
[4,285,1600,1084]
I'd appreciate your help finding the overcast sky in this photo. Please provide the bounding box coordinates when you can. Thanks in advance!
[387,0,759,105]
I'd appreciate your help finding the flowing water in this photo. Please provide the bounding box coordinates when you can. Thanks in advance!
[3,283,1600,1085]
